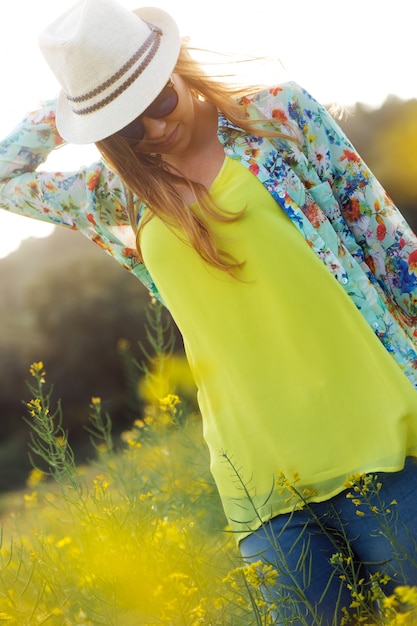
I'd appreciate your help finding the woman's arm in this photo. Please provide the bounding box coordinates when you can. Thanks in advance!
[256,82,417,322]
[0,99,109,231]
[0,98,162,299]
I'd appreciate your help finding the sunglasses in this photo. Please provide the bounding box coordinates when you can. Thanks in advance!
[116,78,178,143]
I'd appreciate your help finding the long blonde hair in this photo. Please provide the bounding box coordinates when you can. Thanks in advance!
[96,42,292,274]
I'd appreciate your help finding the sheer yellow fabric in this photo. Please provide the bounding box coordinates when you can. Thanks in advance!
[141,157,417,542]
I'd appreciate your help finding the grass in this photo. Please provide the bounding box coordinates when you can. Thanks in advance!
[0,372,252,625]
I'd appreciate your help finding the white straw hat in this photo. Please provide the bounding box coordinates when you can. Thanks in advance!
[38,0,181,144]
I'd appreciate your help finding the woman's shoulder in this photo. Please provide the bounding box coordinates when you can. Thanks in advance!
[242,81,316,111]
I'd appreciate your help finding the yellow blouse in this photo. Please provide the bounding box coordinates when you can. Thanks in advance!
[141,156,417,542]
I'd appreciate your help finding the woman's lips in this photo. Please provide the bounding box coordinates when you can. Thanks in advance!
[149,125,179,151]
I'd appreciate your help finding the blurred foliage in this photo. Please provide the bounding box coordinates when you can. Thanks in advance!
[0,228,181,490]
[0,94,416,491]
[338,96,417,231]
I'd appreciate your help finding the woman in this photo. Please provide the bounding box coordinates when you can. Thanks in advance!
[2,0,417,622]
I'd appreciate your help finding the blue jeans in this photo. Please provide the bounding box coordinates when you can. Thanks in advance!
[239,458,417,625]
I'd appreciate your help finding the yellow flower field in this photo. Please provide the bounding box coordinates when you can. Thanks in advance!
[1,302,417,624]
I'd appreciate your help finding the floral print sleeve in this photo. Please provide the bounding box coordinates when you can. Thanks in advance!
[0,99,160,298]
[0,99,97,229]
[218,83,417,382]
[255,83,417,323]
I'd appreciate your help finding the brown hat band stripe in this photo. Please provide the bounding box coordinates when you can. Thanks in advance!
[66,23,161,104]
[66,25,162,115]
[70,34,161,116]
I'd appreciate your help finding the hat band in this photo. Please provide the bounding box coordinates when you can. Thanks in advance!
[66,24,162,117]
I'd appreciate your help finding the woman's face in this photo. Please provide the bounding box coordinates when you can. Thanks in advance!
[131,74,200,159]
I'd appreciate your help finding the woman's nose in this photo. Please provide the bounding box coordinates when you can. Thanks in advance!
[141,116,167,139]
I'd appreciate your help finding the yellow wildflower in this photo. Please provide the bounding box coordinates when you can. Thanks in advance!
[27,397,42,416]
[189,598,207,620]
[139,491,153,501]
[120,429,142,447]
[344,473,365,489]
[243,560,279,589]
[395,585,417,605]
[93,474,110,490]
[24,491,38,507]
[29,361,46,382]
[159,393,181,413]
[26,467,47,487]
[382,594,399,610]
[55,536,72,549]
[127,438,142,449]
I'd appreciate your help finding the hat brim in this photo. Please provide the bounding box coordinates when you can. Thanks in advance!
[56,6,181,144]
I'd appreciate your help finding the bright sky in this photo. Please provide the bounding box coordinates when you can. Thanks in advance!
[0,0,416,258]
